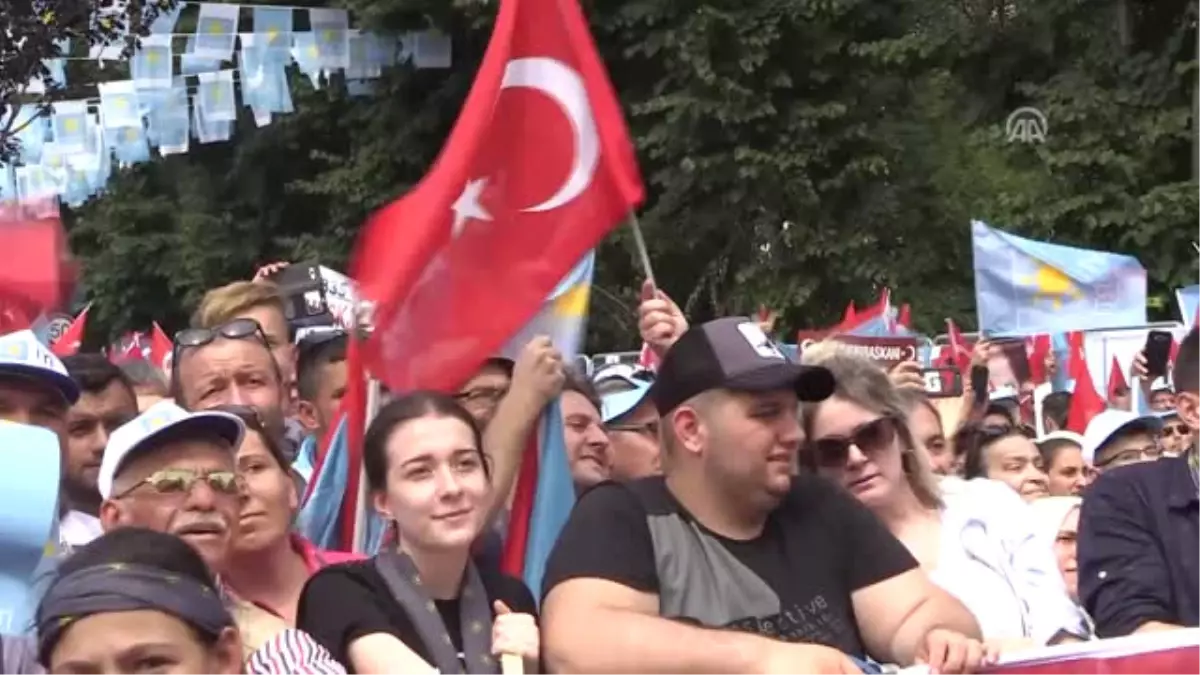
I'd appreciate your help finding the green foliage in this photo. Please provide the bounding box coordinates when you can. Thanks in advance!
[60,0,1197,349]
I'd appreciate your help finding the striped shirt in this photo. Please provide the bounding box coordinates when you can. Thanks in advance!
[245,629,346,674]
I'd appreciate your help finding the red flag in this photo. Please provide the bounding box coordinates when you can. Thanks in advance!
[50,305,89,357]
[842,302,857,324]
[946,319,973,374]
[353,0,644,393]
[897,304,911,328]
[150,322,172,370]
[1027,334,1051,384]
[1107,354,1129,400]
[1065,332,1106,433]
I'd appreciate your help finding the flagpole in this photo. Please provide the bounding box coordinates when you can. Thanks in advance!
[625,212,656,287]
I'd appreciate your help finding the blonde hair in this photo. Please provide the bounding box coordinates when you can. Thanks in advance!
[798,341,943,509]
[192,280,287,329]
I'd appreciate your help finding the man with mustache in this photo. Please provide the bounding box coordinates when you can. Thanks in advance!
[96,400,345,673]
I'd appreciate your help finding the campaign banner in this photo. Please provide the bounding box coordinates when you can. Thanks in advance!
[796,332,917,368]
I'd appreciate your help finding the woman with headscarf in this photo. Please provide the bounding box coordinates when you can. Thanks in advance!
[800,345,1087,652]
[1028,497,1094,638]
[297,392,539,674]
[35,527,344,674]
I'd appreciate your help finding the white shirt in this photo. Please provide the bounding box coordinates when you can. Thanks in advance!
[929,478,1088,643]
[59,510,103,550]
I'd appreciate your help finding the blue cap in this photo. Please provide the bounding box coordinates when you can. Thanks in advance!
[601,380,653,424]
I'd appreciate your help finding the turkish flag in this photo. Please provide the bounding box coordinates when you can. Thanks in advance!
[945,318,973,375]
[150,322,173,370]
[353,0,644,392]
[1107,354,1129,400]
[1027,334,1051,385]
[50,304,90,357]
[1065,331,1106,433]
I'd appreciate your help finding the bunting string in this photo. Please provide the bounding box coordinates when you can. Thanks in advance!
[1,2,453,207]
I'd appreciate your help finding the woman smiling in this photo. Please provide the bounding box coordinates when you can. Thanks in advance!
[297,392,539,674]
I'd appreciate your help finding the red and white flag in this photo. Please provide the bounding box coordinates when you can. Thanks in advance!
[353,0,644,394]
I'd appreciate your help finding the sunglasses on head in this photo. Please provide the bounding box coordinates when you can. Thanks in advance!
[113,467,242,499]
[174,318,270,351]
[809,416,899,468]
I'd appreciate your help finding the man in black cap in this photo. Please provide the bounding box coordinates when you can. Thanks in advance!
[540,317,987,674]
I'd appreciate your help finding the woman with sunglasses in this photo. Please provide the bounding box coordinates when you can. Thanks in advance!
[297,392,539,674]
[956,423,1050,502]
[217,405,361,627]
[800,346,1086,650]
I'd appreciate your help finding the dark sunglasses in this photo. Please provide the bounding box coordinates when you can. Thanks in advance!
[1162,423,1187,437]
[810,417,898,467]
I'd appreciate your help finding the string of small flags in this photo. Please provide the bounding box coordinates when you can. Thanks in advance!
[1,2,452,207]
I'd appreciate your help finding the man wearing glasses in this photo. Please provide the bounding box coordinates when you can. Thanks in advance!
[95,400,346,672]
[600,371,662,481]
[172,318,292,462]
[1081,409,1164,473]
[97,400,246,572]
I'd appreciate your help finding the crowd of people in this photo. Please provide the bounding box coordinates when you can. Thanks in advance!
[0,269,1195,674]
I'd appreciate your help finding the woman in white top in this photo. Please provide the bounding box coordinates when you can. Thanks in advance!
[799,346,1087,649]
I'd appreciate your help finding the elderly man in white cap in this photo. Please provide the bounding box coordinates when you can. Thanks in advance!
[96,400,345,673]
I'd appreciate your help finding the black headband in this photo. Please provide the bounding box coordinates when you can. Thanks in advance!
[36,562,233,665]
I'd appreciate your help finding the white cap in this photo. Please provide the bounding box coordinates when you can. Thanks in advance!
[1082,409,1163,465]
[1037,430,1085,449]
[98,400,245,499]
[0,330,79,404]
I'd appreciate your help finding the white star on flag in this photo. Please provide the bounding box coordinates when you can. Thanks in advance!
[451,178,492,237]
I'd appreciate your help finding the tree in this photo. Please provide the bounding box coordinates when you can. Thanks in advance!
[57,0,1196,348]
[1,0,177,163]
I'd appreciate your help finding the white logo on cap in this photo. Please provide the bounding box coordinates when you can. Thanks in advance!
[736,323,785,360]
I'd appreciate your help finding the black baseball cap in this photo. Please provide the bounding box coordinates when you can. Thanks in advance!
[648,317,835,415]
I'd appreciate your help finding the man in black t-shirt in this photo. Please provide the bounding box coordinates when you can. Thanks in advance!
[541,317,989,674]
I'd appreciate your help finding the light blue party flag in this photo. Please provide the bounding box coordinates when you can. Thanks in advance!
[180,37,223,75]
[192,3,239,61]
[51,101,88,154]
[10,107,48,164]
[291,32,324,88]
[131,35,173,89]
[98,81,142,129]
[197,70,237,123]
[111,124,150,165]
[972,220,1147,336]
[309,8,349,70]
[253,6,293,63]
